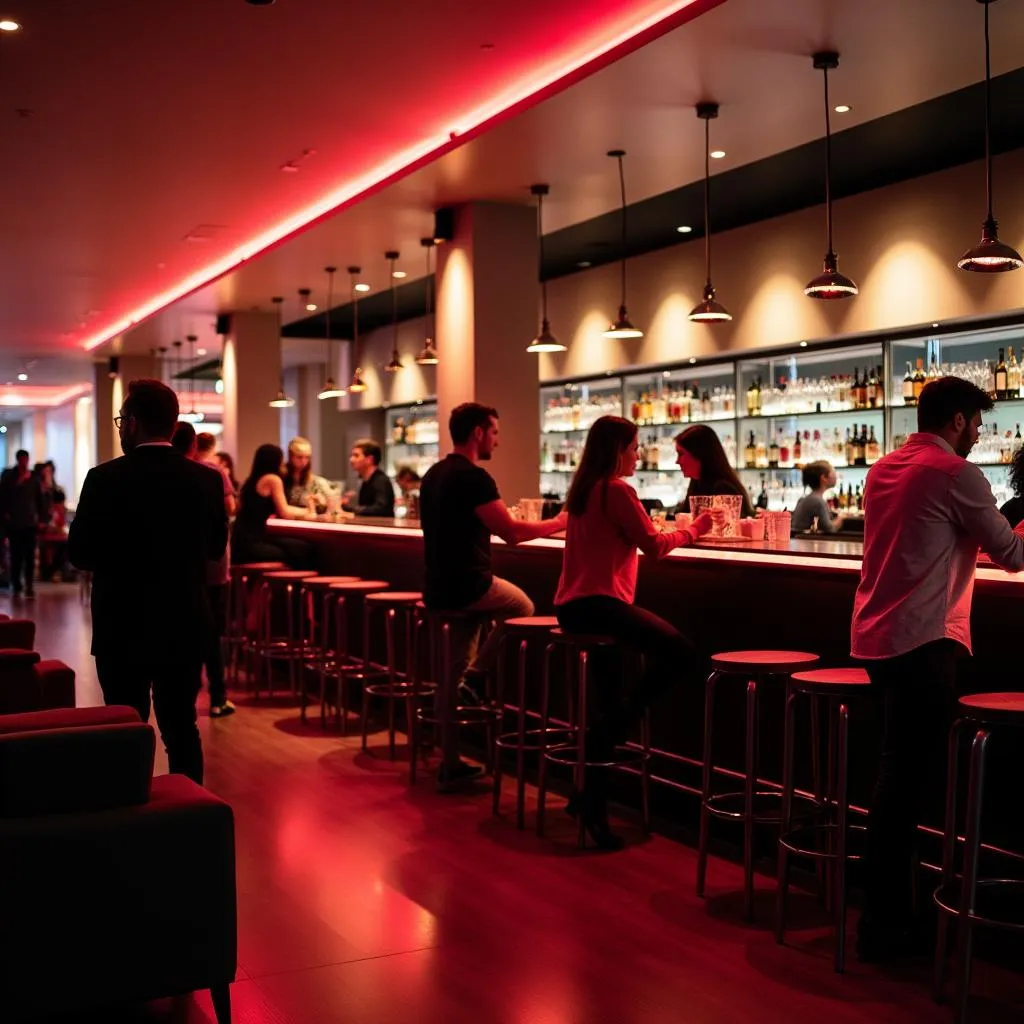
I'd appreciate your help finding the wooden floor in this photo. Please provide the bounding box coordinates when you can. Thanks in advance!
[17,584,1023,1023]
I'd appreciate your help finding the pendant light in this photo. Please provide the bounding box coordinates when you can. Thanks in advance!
[958,0,1022,272]
[603,150,644,339]
[804,52,859,299]
[317,267,347,399]
[268,296,295,407]
[347,267,368,393]
[179,333,205,422]
[688,104,732,322]
[415,238,439,365]
[526,183,567,353]
[384,250,403,373]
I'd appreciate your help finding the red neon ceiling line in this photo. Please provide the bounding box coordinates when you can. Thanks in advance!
[82,0,722,353]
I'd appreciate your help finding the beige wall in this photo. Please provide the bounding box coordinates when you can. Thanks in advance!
[338,315,438,411]
[540,149,1024,380]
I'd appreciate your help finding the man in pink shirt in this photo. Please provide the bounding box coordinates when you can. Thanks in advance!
[852,375,1024,961]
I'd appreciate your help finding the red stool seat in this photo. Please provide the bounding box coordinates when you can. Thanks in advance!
[504,616,560,631]
[712,650,820,674]
[790,668,871,695]
[230,561,285,576]
[959,692,1024,722]
[365,592,424,605]
[330,580,389,592]
[263,570,318,581]
[302,576,361,590]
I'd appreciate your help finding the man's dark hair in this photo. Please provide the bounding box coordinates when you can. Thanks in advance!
[15,449,28,461]
[124,379,179,439]
[171,421,197,454]
[196,431,217,455]
[449,402,498,445]
[917,376,993,432]
[353,438,382,466]
[396,466,421,483]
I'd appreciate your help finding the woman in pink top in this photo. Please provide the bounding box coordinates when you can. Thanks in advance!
[555,416,712,848]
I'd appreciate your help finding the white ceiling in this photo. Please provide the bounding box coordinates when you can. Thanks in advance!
[106,0,1024,356]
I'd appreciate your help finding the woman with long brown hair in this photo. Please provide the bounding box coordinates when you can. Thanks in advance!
[675,423,754,517]
[555,415,712,849]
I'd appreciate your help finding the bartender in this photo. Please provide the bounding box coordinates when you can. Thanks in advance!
[343,438,395,518]
[286,436,334,512]
[791,460,839,533]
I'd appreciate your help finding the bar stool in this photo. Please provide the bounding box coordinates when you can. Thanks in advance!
[933,693,1024,1023]
[697,648,819,920]
[776,667,870,973]
[318,580,390,731]
[492,616,574,829]
[250,570,318,697]
[226,561,285,686]
[412,607,502,786]
[360,591,435,760]
[537,628,650,849]
[296,576,361,722]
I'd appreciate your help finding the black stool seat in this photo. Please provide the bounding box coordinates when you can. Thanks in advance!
[548,627,615,647]
[230,561,285,576]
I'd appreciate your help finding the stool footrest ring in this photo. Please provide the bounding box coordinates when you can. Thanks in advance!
[933,879,1024,932]
[364,682,438,699]
[779,822,866,862]
[704,790,817,824]
[543,744,649,769]
[417,706,503,727]
[494,727,576,751]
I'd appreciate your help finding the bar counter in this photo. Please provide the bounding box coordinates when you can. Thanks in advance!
[268,517,1024,855]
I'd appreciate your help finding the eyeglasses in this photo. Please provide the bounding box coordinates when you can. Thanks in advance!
[113,415,125,429]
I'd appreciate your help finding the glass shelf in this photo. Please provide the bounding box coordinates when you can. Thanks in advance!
[738,408,885,421]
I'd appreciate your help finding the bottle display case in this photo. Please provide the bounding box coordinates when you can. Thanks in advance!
[384,400,439,478]
[539,323,1024,511]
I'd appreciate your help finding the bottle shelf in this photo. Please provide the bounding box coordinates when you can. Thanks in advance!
[542,426,595,435]
[738,407,885,421]
[630,414,736,428]
[738,464,872,473]
[890,396,1024,410]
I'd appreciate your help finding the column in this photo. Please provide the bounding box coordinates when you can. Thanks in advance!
[32,413,47,463]
[435,202,539,502]
[221,311,283,476]
[296,365,324,459]
[94,353,157,464]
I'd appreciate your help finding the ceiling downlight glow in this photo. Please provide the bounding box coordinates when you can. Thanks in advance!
[0,19,20,32]
[709,150,726,160]
[676,225,693,234]
[834,104,851,114]
[354,283,370,293]
[80,0,708,353]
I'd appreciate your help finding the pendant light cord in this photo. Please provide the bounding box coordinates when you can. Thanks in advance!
[424,245,433,336]
[538,191,549,322]
[984,0,994,223]
[822,63,835,256]
[324,267,335,381]
[616,153,628,307]
[703,116,712,287]
[390,256,398,356]
[350,272,360,368]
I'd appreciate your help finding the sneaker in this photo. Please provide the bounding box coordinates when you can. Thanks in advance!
[209,700,237,718]
[457,669,487,707]
[436,760,484,793]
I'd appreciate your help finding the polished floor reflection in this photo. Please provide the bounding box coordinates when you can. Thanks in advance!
[17,585,1019,1023]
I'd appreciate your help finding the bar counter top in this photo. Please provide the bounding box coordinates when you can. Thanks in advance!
[268,515,1024,589]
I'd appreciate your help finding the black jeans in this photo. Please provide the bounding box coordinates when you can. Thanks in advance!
[231,536,313,570]
[8,528,36,592]
[95,651,205,785]
[860,638,959,928]
[556,596,699,748]
[205,584,228,706]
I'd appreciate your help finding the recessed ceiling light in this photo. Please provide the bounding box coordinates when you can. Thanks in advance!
[305,303,317,311]
[834,104,851,114]
[799,341,808,347]
[677,225,693,234]
[932,322,940,328]
[17,373,27,381]
[392,270,407,279]
[197,347,207,356]
[354,283,370,292]
[0,20,20,32]
[688,357,697,364]
[577,260,592,269]
[710,150,726,159]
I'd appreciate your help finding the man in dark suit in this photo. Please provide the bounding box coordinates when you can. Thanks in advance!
[68,379,227,784]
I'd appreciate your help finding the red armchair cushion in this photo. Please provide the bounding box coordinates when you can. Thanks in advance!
[0,774,237,1017]
[0,704,140,735]
[0,650,77,714]
[0,619,36,650]
[0,721,154,817]
[35,658,75,709]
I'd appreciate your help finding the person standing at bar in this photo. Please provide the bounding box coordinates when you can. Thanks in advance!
[286,436,333,512]
[556,416,712,848]
[0,448,45,599]
[343,439,394,518]
[851,376,1024,961]
[68,379,227,784]
[674,424,754,517]
[420,402,567,792]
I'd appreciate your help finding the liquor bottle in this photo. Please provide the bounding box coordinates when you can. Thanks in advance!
[1009,347,1021,399]
[755,435,768,469]
[768,432,780,468]
[913,358,926,401]
[844,427,854,466]
[756,474,769,510]
[927,357,941,381]
[792,430,802,465]
[903,362,916,406]
[837,483,847,510]
[865,367,876,409]
[744,431,757,469]
[850,427,863,467]
[779,428,790,467]
[630,396,641,422]
[855,483,864,511]
[540,440,550,473]
[866,425,880,464]
[857,368,868,410]
[1015,423,1023,456]
[996,348,1009,401]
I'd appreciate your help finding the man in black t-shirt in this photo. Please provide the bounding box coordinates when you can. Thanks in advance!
[420,402,567,791]
[343,438,395,517]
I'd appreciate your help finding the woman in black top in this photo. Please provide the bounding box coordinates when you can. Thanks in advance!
[1000,445,1024,527]
[674,424,755,518]
[231,444,316,568]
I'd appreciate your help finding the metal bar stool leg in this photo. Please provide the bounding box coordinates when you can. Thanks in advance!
[515,638,529,829]
[933,720,964,999]
[491,635,508,816]
[743,677,759,922]
[640,707,651,834]
[576,648,589,850]
[336,596,349,732]
[954,728,990,1024]
[386,608,398,759]
[834,700,850,974]
[535,641,554,838]
[360,604,379,753]
[776,683,798,944]
[285,582,298,696]
[696,670,719,898]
